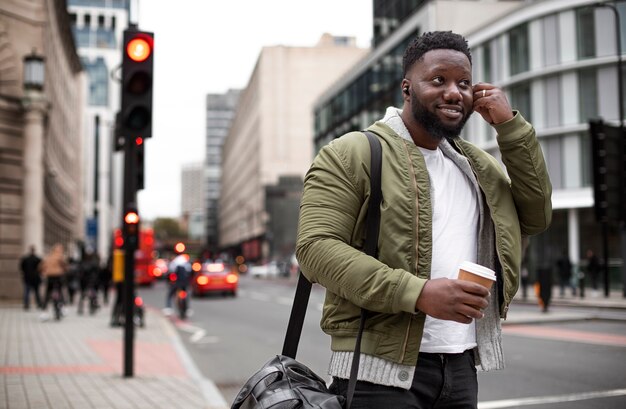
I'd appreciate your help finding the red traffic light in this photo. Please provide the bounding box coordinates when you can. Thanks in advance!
[121,29,154,141]
[124,211,140,224]
[127,37,152,62]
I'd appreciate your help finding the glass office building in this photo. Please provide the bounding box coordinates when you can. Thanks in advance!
[313,0,625,286]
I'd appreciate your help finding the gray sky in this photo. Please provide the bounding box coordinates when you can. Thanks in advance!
[136,1,373,220]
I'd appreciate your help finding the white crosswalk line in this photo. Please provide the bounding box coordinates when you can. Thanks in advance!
[478,388,626,408]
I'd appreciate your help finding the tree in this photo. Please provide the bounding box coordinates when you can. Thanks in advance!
[153,217,184,241]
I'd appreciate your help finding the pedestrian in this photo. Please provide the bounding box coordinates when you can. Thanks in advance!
[77,251,100,315]
[99,255,113,305]
[585,249,600,295]
[556,250,574,297]
[19,245,42,310]
[296,31,552,408]
[65,257,80,305]
[535,266,553,313]
[40,243,68,320]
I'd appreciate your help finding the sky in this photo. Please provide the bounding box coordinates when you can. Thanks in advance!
[136,1,373,220]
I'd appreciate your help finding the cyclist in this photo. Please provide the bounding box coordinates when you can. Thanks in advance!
[164,253,192,315]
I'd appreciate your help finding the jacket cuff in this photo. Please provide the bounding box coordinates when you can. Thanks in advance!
[494,111,533,144]
[396,274,427,313]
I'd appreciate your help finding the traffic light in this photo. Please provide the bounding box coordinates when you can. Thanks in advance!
[114,228,124,248]
[589,119,623,222]
[134,136,145,190]
[121,28,154,141]
[123,204,140,249]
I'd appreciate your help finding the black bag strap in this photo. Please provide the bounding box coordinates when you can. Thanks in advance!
[282,131,383,409]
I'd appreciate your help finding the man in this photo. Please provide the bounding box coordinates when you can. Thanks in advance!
[20,246,42,310]
[296,31,552,408]
[40,243,68,320]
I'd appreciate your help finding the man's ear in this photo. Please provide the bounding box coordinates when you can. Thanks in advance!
[402,79,410,96]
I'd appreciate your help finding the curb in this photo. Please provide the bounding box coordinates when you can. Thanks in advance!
[156,310,229,409]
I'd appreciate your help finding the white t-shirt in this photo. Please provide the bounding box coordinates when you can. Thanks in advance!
[418,146,479,353]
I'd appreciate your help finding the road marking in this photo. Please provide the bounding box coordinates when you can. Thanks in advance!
[504,325,626,347]
[177,322,204,334]
[175,322,220,344]
[190,329,207,342]
[479,388,626,408]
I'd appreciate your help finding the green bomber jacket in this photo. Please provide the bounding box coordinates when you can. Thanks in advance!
[296,111,552,367]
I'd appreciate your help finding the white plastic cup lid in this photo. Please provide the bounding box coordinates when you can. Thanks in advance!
[459,261,496,281]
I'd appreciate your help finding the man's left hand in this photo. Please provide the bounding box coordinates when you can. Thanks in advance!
[472,82,514,125]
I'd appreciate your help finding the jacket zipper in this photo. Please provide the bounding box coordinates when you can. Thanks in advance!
[400,140,420,361]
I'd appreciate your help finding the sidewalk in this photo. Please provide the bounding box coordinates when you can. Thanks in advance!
[0,302,228,409]
[1,287,624,409]
[505,286,626,324]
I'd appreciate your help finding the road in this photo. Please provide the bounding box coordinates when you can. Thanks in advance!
[139,275,626,408]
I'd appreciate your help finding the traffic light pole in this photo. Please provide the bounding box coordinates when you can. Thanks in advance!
[593,2,625,298]
[604,2,626,298]
[122,138,138,377]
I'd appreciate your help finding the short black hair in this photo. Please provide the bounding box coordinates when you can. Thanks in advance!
[402,31,472,77]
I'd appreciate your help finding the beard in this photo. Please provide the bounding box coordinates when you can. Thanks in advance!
[410,90,472,141]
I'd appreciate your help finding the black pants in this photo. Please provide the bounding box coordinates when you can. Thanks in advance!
[42,277,64,310]
[23,281,42,309]
[329,350,477,409]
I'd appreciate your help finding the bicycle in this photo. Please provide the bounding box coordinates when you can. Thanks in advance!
[176,288,188,320]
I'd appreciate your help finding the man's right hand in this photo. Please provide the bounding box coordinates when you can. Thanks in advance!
[415,278,490,324]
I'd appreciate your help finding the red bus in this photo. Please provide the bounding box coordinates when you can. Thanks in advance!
[113,228,157,286]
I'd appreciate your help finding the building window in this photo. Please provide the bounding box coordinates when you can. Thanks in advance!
[618,3,626,54]
[509,23,529,75]
[576,7,595,59]
[543,14,560,67]
[95,28,116,48]
[74,26,91,47]
[542,136,563,189]
[578,68,598,121]
[83,57,109,106]
[509,82,531,123]
[482,44,492,83]
[373,0,424,47]
[545,76,561,128]
[580,132,592,187]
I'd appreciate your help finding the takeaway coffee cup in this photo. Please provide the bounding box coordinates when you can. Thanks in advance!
[458,261,496,289]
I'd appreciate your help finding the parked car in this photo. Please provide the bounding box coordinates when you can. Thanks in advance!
[249,261,281,278]
[191,261,238,297]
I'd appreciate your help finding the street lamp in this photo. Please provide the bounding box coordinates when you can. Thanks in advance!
[21,49,49,255]
[23,51,45,91]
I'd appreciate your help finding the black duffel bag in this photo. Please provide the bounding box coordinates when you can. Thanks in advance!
[230,354,344,409]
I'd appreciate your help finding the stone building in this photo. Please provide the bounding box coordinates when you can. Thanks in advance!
[219,34,368,262]
[0,0,85,299]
